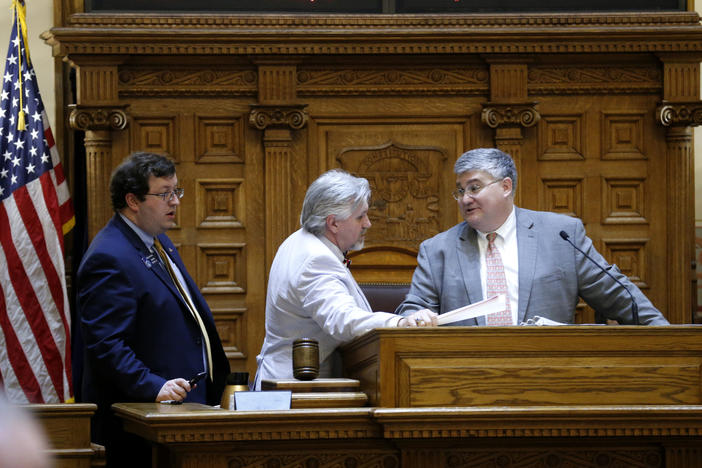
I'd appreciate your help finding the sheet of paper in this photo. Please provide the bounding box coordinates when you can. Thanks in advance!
[520,316,568,326]
[437,294,507,326]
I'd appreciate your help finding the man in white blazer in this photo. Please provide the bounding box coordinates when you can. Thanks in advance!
[254,169,437,389]
[396,148,669,326]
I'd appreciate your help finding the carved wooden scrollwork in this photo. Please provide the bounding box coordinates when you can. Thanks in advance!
[656,101,702,127]
[228,453,399,468]
[248,104,309,131]
[68,105,129,131]
[481,103,540,129]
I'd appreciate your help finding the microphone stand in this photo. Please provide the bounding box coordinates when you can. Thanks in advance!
[559,230,639,325]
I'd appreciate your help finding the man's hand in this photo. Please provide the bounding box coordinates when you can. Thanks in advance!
[155,378,191,402]
[398,309,438,328]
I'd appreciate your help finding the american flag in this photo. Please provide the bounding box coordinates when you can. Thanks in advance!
[0,0,74,403]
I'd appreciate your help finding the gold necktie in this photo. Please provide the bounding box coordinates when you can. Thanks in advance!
[153,238,213,380]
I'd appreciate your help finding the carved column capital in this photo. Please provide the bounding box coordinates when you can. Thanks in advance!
[248,104,309,131]
[481,103,540,129]
[68,105,129,131]
[656,101,702,127]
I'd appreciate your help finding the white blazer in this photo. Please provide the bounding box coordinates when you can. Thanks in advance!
[254,228,401,389]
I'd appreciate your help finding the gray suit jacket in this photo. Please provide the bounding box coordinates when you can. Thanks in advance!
[396,208,668,325]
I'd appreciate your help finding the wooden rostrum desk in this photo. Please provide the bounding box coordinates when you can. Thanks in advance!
[114,326,702,468]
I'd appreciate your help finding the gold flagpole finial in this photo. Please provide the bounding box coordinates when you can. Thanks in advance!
[12,0,29,64]
[12,0,28,131]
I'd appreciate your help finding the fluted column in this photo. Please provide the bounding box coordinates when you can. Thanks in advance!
[249,61,308,271]
[400,448,442,468]
[67,58,129,239]
[481,59,539,204]
[69,106,128,239]
[661,125,693,323]
[656,54,702,323]
[665,443,702,468]
[655,104,702,323]
[481,106,539,203]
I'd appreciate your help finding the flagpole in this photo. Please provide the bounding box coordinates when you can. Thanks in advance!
[13,0,25,130]
[1,0,76,403]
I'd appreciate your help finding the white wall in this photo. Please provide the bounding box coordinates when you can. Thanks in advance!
[0,0,55,131]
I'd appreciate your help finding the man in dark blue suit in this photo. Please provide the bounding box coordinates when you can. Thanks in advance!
[77,152,230,466]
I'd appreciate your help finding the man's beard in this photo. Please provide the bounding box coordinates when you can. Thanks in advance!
[348,239,365,251]
[348,231,366,251]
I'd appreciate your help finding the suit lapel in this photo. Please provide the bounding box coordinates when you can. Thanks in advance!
[516,208,537,323]
[152,236,192,307]
[310,232,372,311]
[157,235,219,334]
[153,235,197,312]
[112,215,186,307]
[456,223,486,326]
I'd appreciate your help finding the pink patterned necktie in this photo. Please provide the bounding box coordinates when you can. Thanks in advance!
[485,232,512,326]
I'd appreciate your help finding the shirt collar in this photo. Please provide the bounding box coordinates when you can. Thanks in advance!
[476,207,516,242]
[119,213,156,250]
[317,233,345,264]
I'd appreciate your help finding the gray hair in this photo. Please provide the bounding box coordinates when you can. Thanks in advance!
[300,169,371,236]
[454,148,518,193]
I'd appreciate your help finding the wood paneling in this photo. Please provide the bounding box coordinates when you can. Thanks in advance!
[113,402,702,468]
[29,403,98,468]
[45,10,702,377]
[342,326,702,408]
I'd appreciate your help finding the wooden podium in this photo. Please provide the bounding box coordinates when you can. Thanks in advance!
[340,326,702,407]
[112,326,702,467]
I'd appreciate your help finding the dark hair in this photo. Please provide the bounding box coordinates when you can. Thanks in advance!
[110,152,176,211]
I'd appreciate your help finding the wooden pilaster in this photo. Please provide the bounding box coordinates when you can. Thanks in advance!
[249,61,308,272]
[67,58,128,239]
[656,55,702,323]
[481,59,539,203]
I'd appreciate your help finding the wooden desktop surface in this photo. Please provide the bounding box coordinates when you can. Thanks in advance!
[113,402,702,468]
[111,325,702,467]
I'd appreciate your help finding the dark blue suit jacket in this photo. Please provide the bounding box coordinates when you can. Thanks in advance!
[77,214,229,444]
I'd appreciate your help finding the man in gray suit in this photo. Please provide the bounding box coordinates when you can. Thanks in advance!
[396,148,669,326]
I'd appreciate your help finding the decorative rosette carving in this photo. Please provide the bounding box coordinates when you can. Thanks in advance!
[481,103,540,129]
[248,105,309,131]
[68,105,129,131]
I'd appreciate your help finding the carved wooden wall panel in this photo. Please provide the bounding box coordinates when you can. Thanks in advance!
[315,117,470,282]
[130,116,178,161]
[602,177,647,224]
[299,61,489,284]
[195,179,244,229]
[604,239,649,287]
[538,114,586,161]
[47,11,702,375]
[195,116,245,164]
[197,243,246,294]
[209,307,246,361]
[435,445,663,468]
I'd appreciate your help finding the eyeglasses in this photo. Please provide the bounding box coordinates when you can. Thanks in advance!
[145,188,184,202]
[452,179,501,201]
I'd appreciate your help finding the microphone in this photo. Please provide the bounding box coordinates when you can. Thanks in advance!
[559,230,639,325]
